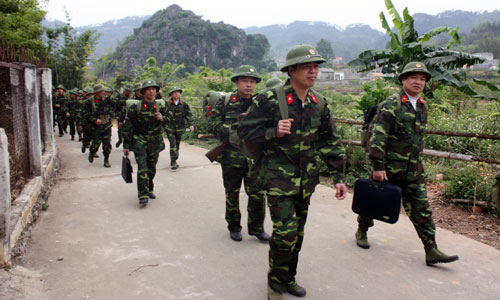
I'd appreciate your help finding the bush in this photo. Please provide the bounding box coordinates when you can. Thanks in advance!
[443,162,495,204]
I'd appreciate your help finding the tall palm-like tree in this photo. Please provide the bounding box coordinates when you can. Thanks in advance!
[348,0,484,96]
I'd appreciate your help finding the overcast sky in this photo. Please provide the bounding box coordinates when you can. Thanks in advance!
[42,0,499,31]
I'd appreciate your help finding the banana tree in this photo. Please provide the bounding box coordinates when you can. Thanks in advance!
[347,0,484,97]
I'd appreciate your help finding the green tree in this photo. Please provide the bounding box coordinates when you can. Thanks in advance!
[316,38,335,60]
[44,15,100,88]
[0,0,46,52]
[92,47,118,80]
[132,57,184,87]
[347,0,484,97]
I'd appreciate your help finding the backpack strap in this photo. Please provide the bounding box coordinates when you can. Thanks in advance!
[275,84,288,120]
[224,93,232,106]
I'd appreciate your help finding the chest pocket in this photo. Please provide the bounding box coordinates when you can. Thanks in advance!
[394,110,415,135]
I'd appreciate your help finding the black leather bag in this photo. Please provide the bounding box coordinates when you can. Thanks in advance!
[121,156,133,183]
[352,178,402,224]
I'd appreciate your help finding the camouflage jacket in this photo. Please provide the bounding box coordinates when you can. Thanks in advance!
[54,92,66,114]
[165,98,194,133]
[209,92,253,165]
[122,99,167,154]
[237,83,346,198]
[82,96,115,130]
[114,93,130,122]
[368,89,427,182]
[65,98,79,120]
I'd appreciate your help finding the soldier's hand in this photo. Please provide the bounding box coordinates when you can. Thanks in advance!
[189,125,194,132]
[55,104,61,108]
[372,170,388,182]
[155,112,162,121]
[118,122,123,128]
[66,113,70,117]
[335,183,347,200]
[78,126,83,131]
[123,149,129,156]
[96,119,102,125]
[276,119,294,138]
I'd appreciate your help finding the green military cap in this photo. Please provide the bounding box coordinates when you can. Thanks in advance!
[78,89,83,94]
[56,84,65,90]
[167,86,182,96]
[280,44,326,72]
[84,86,94,94]
[141,79,160,92]
[265,77,283,88]
[70,88,78,95]
[133,82,142,91]
[398,61,432,82]
[104,86,113,92]
[124,84,133,92]
[231,65,262,83]
[93,84,105,93]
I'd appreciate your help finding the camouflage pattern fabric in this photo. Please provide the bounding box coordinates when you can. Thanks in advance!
[166,131,182,162]
[237,81,346,291]
[357,179,436,248]
[65,96,79,138]
[267,194,309,293]
[78,97,92,149]
[114,93,130,146]
[54,92,67,135]
[362,89,436,249]
[165,98,194,162]
[368,90,427,181]
[209,92,266,233]
[122,100,167,199]
[84,96,115,157]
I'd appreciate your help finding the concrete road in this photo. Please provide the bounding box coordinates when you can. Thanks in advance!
[19,133,500,300]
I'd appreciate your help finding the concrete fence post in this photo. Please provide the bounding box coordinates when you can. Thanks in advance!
[24,64,42,176]
[0,128,11,267]
[39,69,53,153]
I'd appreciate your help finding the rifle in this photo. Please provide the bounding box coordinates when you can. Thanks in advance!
[205,139,228,163]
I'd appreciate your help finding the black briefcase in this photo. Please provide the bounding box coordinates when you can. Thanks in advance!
[352,178,402,224]
[121,156,133,183]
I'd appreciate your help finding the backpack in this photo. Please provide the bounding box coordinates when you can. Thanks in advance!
[360,94,401,150]
[228,85,326,160]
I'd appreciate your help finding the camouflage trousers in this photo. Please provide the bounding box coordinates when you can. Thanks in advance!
[268,194,310,293]
[55,112,66,135]
[67,117,77,137]
[357,179,436,249]
[167,131,183,162]
[133,151,160,200]
[81,123,92,148]
[89,126,112,157]
[221,162,266,234]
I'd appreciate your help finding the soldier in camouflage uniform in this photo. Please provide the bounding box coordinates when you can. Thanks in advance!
[237,45,347,300]
[209,65,270,243]
[122,79,167,205]
[65,88,80,140]
[164,86,194,169]
[84,84,115,167]
[133,82,143,100]
[265,77,283,89]
[114,84,133,148]
[79,87,94,152]
[355,61,459,266]
[54,84,67,137]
